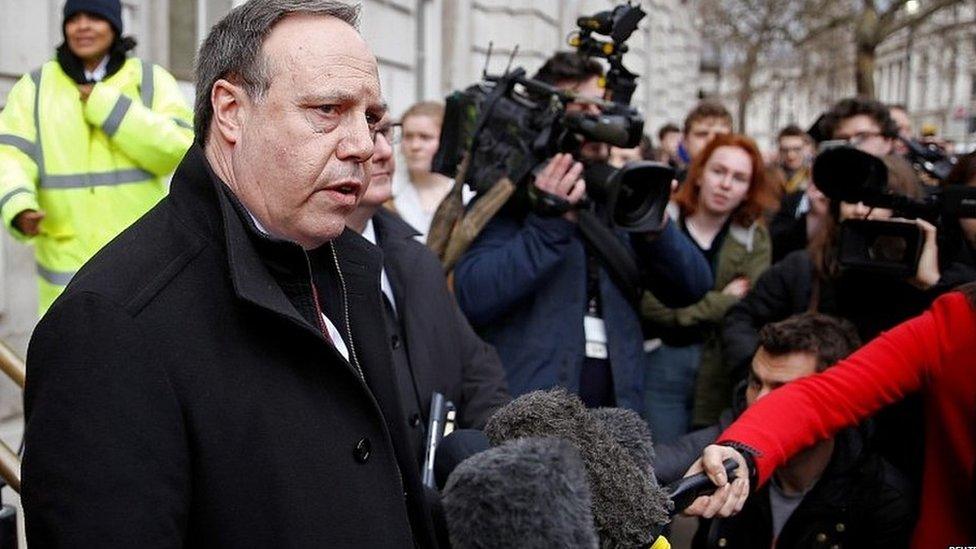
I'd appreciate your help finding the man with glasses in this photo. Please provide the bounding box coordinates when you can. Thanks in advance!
[347,116,510,465]
[820,97,898,158]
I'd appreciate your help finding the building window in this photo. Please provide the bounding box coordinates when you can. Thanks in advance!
[169,0,234,81]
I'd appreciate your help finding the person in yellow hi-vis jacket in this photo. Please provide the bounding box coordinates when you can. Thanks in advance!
[0,0,193,314]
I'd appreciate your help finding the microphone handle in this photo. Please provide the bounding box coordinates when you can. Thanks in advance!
[666,458,739,514]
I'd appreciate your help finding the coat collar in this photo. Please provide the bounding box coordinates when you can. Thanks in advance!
[372,207,422,244]
[168,145,383,333]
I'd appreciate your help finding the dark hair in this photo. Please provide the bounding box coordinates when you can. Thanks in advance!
[658,123,680,141]
[944,150,976,188]
[777,124,809,142]
[819,97,899,140]
[960,281,976,306]
[673,133,777,226]
[533,52,604,86]
[639,133,654,160]
[194,0,360,145]
[758,313,862,372]
[683,101,732,135]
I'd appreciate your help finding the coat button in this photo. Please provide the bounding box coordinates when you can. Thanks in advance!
[816,533,827,543]
[835,523,845,532]
[409,413,422,428]
[353,437,371,463]
[717,538,727,547]
[391,334,401,349]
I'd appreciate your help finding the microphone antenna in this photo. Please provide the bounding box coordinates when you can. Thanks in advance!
[504,44,520,74]
[482,42,493,78]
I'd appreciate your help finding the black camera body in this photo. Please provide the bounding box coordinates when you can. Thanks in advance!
[432,2,671,232]
[812,144,976,277]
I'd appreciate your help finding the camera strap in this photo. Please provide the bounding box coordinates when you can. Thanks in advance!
[577,209,642,306]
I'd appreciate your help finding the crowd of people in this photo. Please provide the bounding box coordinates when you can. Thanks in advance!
[0,0,974,547]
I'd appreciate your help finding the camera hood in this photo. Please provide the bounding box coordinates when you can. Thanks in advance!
[606,161,674,232]
[812,144,888,204]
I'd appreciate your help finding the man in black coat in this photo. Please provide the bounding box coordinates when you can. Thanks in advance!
[346,117,511,464]
[22,2,438,547]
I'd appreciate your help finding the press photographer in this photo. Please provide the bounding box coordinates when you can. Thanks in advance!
[722,96,976,490]
[443,5,712,414]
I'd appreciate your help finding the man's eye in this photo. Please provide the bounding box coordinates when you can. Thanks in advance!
[317,105,339,115]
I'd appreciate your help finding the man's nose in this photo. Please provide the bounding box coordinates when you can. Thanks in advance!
[336,117,374,163]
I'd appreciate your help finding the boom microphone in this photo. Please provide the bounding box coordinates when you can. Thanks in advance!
[484,389,671,547]
[442,437,599,549]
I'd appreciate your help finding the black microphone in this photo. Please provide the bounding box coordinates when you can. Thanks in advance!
[442,437,599,549]
[665,458,740,513]
[433,429,489,491]
[484,389,671,547]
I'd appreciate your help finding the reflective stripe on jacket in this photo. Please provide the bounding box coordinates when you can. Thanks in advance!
[0,57,193,312]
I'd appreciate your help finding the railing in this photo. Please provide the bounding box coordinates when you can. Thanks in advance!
[0,340,24,493]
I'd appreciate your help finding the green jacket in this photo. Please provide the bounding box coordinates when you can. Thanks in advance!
[641,211,771,426]
[0,57,193,312]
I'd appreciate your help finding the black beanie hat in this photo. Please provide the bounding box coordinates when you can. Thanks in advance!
[63,0,123,36]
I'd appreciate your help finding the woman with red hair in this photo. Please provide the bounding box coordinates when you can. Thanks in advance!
[642,134,777,441]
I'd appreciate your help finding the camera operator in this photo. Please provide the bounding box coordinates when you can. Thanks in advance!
[452,52,713,413]
[722,96,976,489]
[944,150,976,258]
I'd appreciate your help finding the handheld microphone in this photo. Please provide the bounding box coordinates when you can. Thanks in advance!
[665,458,740,513]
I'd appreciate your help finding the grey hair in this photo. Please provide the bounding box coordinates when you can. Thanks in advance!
[194,0,361,145]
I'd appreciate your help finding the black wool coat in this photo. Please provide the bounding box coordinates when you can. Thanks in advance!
[22,146,438,548]
[371,208,510,462]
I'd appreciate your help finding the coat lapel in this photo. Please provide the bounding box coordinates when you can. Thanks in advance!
[374,212,438,407]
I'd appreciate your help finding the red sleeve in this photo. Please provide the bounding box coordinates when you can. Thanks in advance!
[717,292,965,485]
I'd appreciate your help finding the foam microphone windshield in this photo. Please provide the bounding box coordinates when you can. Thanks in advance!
[442,437,599,549]
[484,389,671,548]
[589,407,656,477]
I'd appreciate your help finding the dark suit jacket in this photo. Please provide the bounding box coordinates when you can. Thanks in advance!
[22,146,438,548]
[372,208,510,462]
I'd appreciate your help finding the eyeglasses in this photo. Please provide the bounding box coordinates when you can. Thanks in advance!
[374,122,402,146]
[835,131,884,144]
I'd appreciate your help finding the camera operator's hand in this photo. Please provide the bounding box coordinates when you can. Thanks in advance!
[721,276,750,298]
[908,218,940,289]
[534,153,586,222]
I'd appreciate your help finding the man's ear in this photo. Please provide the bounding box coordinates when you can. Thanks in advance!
[210,79,246,145]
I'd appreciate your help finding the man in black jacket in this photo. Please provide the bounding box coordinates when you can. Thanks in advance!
[22,2,439,547]
[346,116,511,464]
[656,314,913,548]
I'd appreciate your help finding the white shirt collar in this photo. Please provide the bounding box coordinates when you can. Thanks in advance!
[362,218,398,315]
[84,55,110,82]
